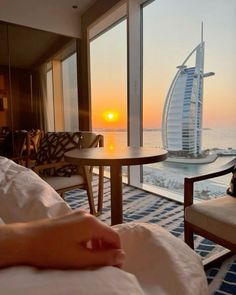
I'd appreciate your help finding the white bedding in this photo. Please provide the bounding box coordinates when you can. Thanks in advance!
[0,157,208,295]
[0,156,71,223]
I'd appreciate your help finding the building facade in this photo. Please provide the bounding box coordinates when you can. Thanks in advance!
[162,36,214,157]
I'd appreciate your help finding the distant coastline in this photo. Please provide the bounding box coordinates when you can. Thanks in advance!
[94,128,236,159]
[166,148,236,164]
[166,153,218,164]
[94,127,214,132]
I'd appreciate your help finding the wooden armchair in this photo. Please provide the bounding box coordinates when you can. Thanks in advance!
[184,158,236,265]
[33,131,104,216]
[23,129,44,158]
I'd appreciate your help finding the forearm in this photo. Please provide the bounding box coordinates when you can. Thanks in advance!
[0,220,57,269]
[0,223,29,268]
[0,221,61,269]
[0,211,125,269]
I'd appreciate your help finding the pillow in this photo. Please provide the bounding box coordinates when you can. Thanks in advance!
[227,164,236,197]
[0,157,72,223]
[114,223,208,295]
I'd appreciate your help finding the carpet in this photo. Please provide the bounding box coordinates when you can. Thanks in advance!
[64,178,236,295]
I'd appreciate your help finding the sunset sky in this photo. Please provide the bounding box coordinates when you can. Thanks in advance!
[90,0,236,129]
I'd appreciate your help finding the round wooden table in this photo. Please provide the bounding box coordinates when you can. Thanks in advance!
[65,146,167,225]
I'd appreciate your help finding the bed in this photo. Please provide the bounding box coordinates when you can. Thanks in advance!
[0,156,208,295]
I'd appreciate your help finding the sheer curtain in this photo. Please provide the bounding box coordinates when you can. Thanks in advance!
[31,64,48,131]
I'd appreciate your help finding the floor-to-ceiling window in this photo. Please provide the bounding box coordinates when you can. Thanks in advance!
[85,0,235,201]
[46,68,55,131]
[45,42,78,132]
[62,53,79,131]
[142,0,236,201]
[90,19,127,149]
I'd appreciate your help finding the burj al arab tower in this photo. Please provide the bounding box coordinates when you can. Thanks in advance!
[162,25,214,157]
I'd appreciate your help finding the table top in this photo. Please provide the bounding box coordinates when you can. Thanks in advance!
[65,146,167,166]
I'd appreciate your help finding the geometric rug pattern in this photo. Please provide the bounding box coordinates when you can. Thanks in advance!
[64,178,236,295]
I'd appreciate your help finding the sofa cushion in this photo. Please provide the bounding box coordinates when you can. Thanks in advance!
[43,175,84,191]
[185,196,236,244]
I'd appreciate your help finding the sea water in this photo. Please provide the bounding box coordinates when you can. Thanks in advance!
[98,128,236,200]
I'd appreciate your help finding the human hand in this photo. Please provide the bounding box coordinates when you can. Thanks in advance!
[0,210,125,269]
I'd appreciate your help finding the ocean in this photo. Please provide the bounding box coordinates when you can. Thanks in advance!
[97,128,236,200]
[98,128,236,150]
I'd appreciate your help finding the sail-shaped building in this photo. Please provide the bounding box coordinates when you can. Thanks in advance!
[162,27,214,156]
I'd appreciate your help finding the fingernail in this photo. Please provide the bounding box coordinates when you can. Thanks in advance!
[114,250,126,265]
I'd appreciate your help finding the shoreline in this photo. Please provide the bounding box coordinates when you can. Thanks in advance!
[143,165,228,201]
[165,153,218,164]
[165,148,236,164]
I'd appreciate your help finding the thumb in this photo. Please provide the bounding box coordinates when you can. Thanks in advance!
[82,249,126,268]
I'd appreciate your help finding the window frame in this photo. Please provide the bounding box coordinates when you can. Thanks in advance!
[45,42,78,132]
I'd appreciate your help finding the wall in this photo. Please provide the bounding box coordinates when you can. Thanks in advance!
[0,66,31,131]
[0,0,81,37]
[0,71,9,127]
[11,68,32,130]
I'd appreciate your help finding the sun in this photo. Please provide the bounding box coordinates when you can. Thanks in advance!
[103,110,119,122]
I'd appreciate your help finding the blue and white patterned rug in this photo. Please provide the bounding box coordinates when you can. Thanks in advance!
[64,178,236,295]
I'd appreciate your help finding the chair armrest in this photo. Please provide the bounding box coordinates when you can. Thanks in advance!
[184,157,236,208]
[33,161,69,175]
[185,168,232,184]
[185,157,235,183]
[11,156,30,168]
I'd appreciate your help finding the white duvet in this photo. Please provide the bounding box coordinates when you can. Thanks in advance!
[0,157,208,295]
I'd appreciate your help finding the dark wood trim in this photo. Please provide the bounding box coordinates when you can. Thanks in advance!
[184,159,235,183]
[184,177,194,209]
[203,249,233,269]
[184,220,194,249]
[78,0,122,131]
[31,36,73,70]
[185,221,236,252]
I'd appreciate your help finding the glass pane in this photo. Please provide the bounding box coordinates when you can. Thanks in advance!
[142,0,236,201]
[62,53,79,131]
[90,20,127,149]
[46,69,55,131]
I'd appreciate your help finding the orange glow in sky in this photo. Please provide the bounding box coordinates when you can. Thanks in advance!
[103,110,119,123]
[90,0,236,129]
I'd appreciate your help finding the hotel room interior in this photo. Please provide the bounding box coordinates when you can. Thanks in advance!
[0,0,235,294]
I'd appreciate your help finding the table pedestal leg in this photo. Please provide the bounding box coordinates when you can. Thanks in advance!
[110,165,123,225]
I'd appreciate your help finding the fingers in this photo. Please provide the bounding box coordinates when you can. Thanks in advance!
[79,248,126,268]
[93,223,121,249]
[71,212,121,249]
[23,209,126,270]
[42,210,122,251]
[89,238,118,251]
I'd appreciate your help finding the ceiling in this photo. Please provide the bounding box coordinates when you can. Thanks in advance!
[0,0,97,69]
[0,22,73,69]
[0,0,97,37]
